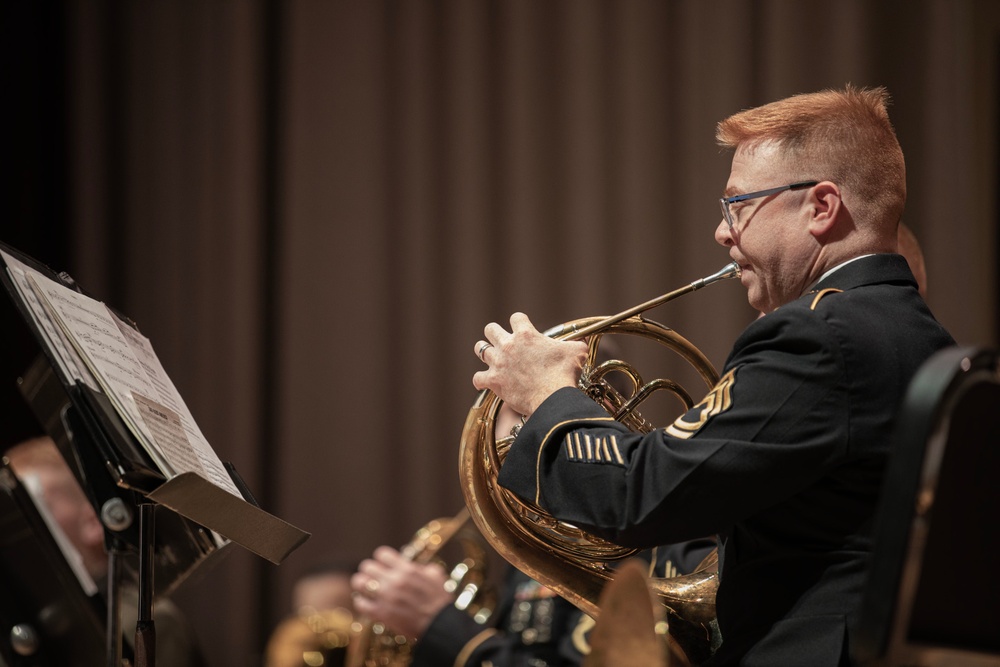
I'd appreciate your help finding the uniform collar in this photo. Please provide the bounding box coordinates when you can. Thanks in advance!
[806,254,874,293]
[811,253,917,293]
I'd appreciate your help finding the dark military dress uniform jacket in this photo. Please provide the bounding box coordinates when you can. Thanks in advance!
[411,540,715,667]
[497,254,955,666]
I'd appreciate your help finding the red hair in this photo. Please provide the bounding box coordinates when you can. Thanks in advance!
[717,85,906,233]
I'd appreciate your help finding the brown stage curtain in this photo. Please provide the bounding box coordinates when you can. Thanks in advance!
[64,1,999,663]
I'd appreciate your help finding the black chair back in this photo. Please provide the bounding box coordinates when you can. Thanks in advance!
[856,346,1000,666]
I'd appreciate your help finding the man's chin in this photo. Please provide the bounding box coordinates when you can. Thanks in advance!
[739,272,757,299]
[746,286,767,313]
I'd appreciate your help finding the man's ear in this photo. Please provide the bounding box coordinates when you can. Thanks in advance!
[807,181,842,238]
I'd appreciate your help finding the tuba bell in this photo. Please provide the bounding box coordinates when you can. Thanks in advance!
[459,262,740,666]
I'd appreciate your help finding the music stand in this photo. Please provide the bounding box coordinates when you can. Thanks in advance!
[0,242,310,666]
[855,346,1000,666]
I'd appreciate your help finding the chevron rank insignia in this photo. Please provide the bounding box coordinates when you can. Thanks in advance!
[664,367,737,439]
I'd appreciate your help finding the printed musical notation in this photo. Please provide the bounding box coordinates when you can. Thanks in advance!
[1,249,241,498]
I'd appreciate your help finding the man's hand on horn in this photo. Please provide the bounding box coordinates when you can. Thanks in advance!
[473,312,588,418]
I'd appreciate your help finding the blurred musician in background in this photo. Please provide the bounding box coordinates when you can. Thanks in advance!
[291,563,356,614]
[351,539,713,667]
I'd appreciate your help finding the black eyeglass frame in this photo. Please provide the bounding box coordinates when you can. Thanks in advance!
[719,180,819,231]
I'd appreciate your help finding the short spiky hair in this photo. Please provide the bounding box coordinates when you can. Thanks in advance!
[716,85,906,231]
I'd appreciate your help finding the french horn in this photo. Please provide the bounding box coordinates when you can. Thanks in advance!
[459,262,740,666]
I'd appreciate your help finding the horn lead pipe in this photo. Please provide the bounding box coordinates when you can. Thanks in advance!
[550,262,741,341]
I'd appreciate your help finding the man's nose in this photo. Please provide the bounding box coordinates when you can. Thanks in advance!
[715,219,734,246]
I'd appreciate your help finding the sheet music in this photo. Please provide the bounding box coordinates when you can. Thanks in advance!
[14,267,242,498]
[1,250,99,392]
[119,321,242,495]
[26,272,178,475]
[2,246,308,569]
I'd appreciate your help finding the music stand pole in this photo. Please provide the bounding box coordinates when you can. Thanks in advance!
[105,539,125,667]
[133,503,155,667]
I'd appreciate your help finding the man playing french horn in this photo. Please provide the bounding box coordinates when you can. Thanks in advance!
[472,86,955,665]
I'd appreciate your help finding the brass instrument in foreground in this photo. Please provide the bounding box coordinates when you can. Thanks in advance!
[459,262,740,666]
[583,558,670,667]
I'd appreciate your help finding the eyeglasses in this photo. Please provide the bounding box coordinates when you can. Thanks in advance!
[719,181,819,231]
